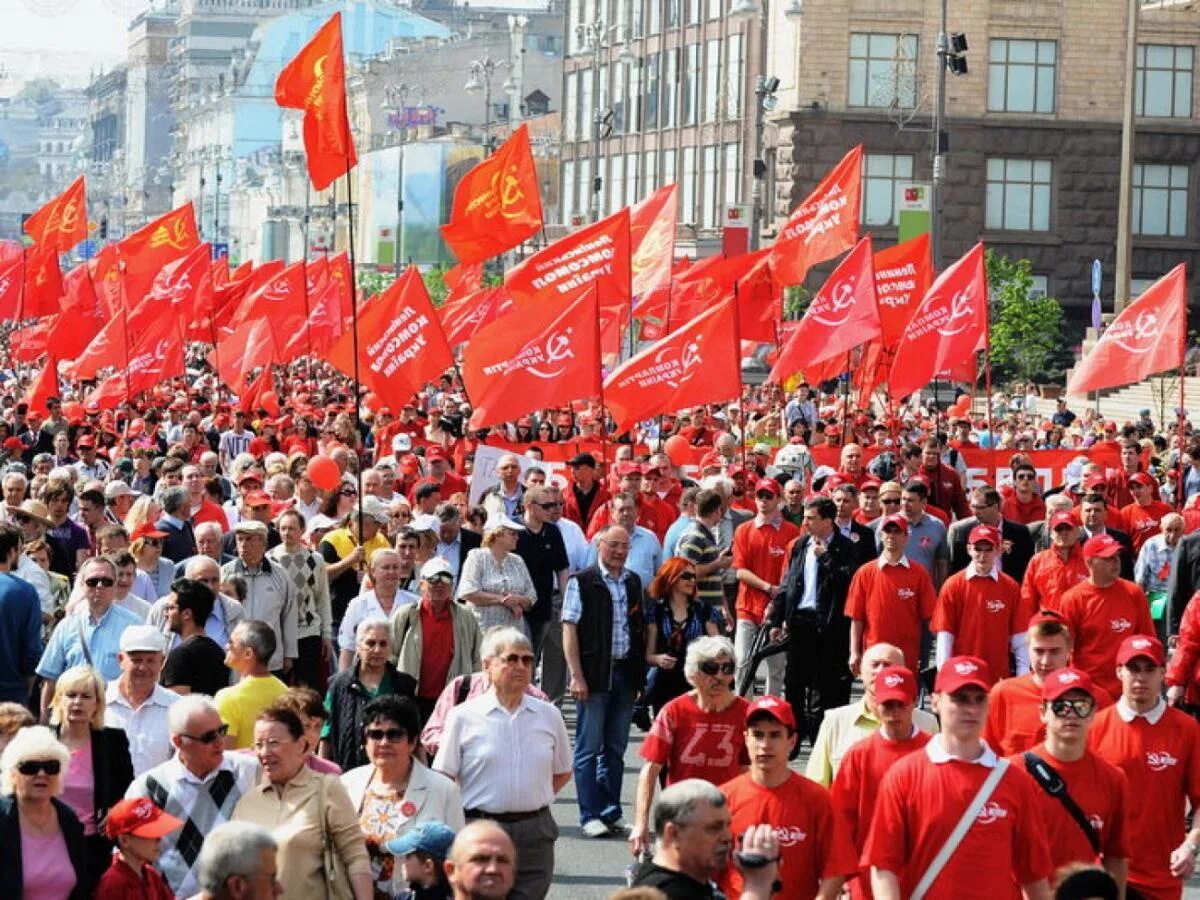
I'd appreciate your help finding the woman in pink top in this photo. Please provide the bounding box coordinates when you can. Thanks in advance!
[0,725,86,899]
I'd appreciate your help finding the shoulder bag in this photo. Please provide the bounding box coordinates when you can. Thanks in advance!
[315,773,355,900]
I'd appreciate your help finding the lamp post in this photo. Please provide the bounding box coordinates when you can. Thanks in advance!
[575,16,633,223]
[465,54,508,155]
[383,83,411,269]
[750,76,779,251]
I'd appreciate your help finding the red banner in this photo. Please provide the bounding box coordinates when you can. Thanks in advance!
[631,184,677,299]
[874,233,932,349]
[24,176,87,253]
[505,208,631,313]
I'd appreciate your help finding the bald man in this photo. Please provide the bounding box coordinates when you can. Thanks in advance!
[445,821,517,900]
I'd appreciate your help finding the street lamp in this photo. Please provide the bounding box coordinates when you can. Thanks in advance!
[465,54,508,154]
[750,75,779,251]
[576,16,632,222]
[382,83,411,268]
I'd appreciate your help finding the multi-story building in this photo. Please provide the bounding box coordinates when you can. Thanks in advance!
[124,7,179,226]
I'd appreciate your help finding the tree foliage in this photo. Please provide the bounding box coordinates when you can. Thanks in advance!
[986,250,1071,384]
[355,264,500,308]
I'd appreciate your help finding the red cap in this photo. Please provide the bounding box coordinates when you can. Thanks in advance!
[1083,474,1107,490]
[967,524,1001,547]
[755,479,781,498]
[617,461,643,477]
[873,665,917,705]
[236,471,264,485]
[1049,511,1077,530]
[76,435,95,448]
[699,452,723,471]
[1041,667,1097,702]
[3,438,23,453]
[425,446,448,463]
[104,798,183,840]
[131,522,168,541]
[934,656,993,693]
[745,695,796,730]
[1082,534,1123,559]
[1129,472,1156,489]
[860,476,882,491]
[1117,634,1166,666]
[823,473,847,491]
[879,513,909,533]
[243,490,272,508]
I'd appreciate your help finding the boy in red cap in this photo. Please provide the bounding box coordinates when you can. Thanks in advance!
[94,797,182,899]
[864,656,1054,899]
[1089,636,1200,900]
[1120,471,1173,556]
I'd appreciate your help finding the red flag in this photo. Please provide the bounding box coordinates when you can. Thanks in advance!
[48,301,107,363]
[228,261,307,333]
[67,309,129,380]
[274,12,356,190]
[439,286,515,348]
[874,233,933,348]
[130,242,213,333]
[23,357,59,417]
[666,249,776,343]
[441,124,543,265]
[11,320,52,363]
[86,311,184,410]
[1067,264,1188,395]
[631,184,677,300]
[445,261,484,304]
[770,145,863,288]
[506,208,630,311]
[604,298,741,433]
[213,318,279,395]
[117,204,200,308]
[240,366,280,418]
[0,242,24,321]
[770,236,879,383]
[638,254,692,341]
[212,256,231,288]
[24,176,87,253]
[323,267,454,411]
[463,288,601,430]
[889,243,989,400]
[22,244,64,319]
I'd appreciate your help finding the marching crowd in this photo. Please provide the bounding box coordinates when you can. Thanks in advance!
[0,373,1198,899]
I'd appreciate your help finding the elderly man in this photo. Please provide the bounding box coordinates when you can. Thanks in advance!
[151,555,245,651]
[221,519,297,677]
[104,481,139,525]
[434,626,571,900]
[948,486,1035,583]
[214,620,288,749]
[586,492,663,590]
[481,453,525,520]
[444,820,518,900]
[267,507,332,690]
[105,623,180,774]
[195,822,280,900]
[219,489,280,557]
[130,696,264,897]
[174,520,233,578]
[434,501,480,585]
[155,485,198,564]
[1029,493,1075,552]
[1,471,27,521]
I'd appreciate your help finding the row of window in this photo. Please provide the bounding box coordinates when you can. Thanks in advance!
[567,0,728,57]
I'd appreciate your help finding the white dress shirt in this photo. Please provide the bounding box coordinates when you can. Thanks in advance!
[105,681,181,775]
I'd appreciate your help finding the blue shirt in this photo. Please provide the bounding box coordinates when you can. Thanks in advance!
[563,565,632,661]
[663,514,694,559]
[0,573,43,701]
[585,525,662,589]
[37,602,143,683]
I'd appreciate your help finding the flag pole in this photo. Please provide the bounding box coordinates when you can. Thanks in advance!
[117,261,134,407]
[841,350,852,442]
[596,294,608,475]
[733,282,747,471]
[342,167,365,541]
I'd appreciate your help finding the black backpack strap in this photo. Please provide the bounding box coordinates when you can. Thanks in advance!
[454,675,472,706]
[1023,751,1102,854]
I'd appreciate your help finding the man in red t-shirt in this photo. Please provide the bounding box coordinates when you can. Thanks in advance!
[1021,511,1089,616]
[1009,667,1129,892]
[830,665,931,900]
[719,696,856,899]
[863,656,1054,899]
[1089,636,1200,900]
[1121,471,1173,556]
[1001,463,1045,526]
[1051,534,1155,699]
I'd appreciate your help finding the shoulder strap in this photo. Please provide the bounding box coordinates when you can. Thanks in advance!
[74,615,93,668]
[1023,752,1101,854]
[455,675,473,706]
[911,758,1010,900]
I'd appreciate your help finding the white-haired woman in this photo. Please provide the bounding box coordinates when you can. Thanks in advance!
[629,635,748,856]
[457,515,537,636]
[0,725,87,899]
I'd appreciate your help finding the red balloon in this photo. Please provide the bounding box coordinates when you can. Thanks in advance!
[663,434,691,467]
[306,455,341,491]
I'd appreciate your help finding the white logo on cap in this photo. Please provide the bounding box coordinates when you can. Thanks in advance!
[954,660,979,676]
[1057,671,1081,684]
[1132,638,1152,649]
[883,673,904,687]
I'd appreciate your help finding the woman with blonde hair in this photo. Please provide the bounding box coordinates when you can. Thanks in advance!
[121,494,161,542]
[457,515,537,636]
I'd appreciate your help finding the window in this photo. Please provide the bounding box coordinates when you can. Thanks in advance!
[1136,45,1194,118]
[862,153,914,226]
[1133,163,1188,237]
[667,0,680,28]
[683,44,700,125]
[988,39,1056,113]
[702,145,719,228]
[682,146,698,223]
[663,49,679,127]
[649,0,661,34]
[708,0,721,20]
[664,151,677,204]
[630,0,644,37]
[985,158,1052,231]
[644,149,659,190]
[562,160,576,224]
[848,33,918,108]
[686,0,700,24]
[565,72,579,142]
[580,70,594,140]
[645,56,660,129]
[1029,275,1048,298]
[726,33,744,117]
[703,39,721,122]
[626,152,639,206]
[628,60,642,133]
[724,142,741,207]
[612,62,627,133]
[610,155,625,215]
[1130,277,1157,297]
[569,0,582,54]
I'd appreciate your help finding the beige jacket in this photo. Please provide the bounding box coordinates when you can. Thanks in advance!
[391,599,482,690]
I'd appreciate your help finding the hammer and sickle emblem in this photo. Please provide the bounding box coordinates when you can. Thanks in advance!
[828,278,855,313]
[946,289,973,323]
[1133,311,1159,342]
[495,166,526,220]
[681,339,702,373]
[56,199,79,234]
[544,330,574,363]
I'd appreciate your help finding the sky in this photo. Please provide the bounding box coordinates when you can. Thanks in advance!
[0,0,134,88]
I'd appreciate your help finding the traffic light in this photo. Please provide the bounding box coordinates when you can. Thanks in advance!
[945,33,968,75]
[99,216,108,240]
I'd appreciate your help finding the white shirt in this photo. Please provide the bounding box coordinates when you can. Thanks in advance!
[799,540,819,611]
[115,593,152,621]
[433,689,571,813]
[1115,696,1167,725]
[555,516,590,574]
[926,735,1000,767]
[337,588,417,653]
[105,681,180,776]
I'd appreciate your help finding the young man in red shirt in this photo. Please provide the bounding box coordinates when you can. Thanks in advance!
[845,514,936,680]
[1052,533,1155,699]
[1021,511,1089,617]
[1001,463,1045,526]
[1010,667,1130,893]
[1121,471,1173,556]
[933,524,1026,680]
[863,656,1054,900]
[719,696,856,899]
[830,665,931,900]
[1089,636,1200,900]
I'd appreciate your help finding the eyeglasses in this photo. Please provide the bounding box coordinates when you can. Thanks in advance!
[182,724,229,744]
[340,489,358,497]
[678,572,697,581]
[141,539,162,547]
[1049,698,1094,719]
[1016,473,1036,481]
[535,502,562,510]
[17,760,61,776]
[500,653,535,666]
[365,727,408,743]
[425,574,454,586]
[84,577,115,588]
[698,661,736,676]
[881,498,900,505]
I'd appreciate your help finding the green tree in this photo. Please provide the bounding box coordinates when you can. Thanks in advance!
[986,250,1069,384]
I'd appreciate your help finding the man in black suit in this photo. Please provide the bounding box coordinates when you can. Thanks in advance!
[1078,492,1135,581]
[768,497,858,748]
[154,486,196,564]
[434,502,480,587]
[829,482,878,569]
[948,486,1035,583]
[1167,529,1200,636]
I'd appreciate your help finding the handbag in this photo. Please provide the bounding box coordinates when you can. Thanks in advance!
[315,773,355,900]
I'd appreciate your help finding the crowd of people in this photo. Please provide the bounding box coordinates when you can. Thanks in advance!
[0,374,1198,899]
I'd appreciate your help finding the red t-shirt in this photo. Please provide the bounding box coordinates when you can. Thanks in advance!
[719,772,857,899]
[845,560,936,674]
[416,599,455,699]
[933,569,1024,679]
[985,674,1115,757]
[1121,500,1174,556]
[639,693,749,786]
[1001,493,1046,526]
[863,746,1054,898]
[1089,704,1200,898]
[94,855,174,900]
[192,498,228,531]
[1052,580,1155,698]
[830,729,933,900]
[1020,547,1088,622]
[732,518,801,623]
[1009,743,1130,878]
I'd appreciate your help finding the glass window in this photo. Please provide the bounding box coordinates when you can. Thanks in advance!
[562,160,576,224]
[724,142,741,207]
[645,55,660,129]
[1136,44,1194,118]
[848,33,918,108]
[626,152,640,206]
[645,149,659,190]
[580,69,594,140]
[1133,163,1189,237]
[988,39,1056,113]
[862,153,914,226]
[664,151,677,206]
[708,0,721,19]
[686,0,700,24]
[664,48,679,127]
[683,44,700,125]
[704,39,721,122]
[649,0,661,34]
[610,155,625,215]
[702,145,719,228]
[1029,275,1049,298]
[569,0,583,54]
[985,158,1052,231]
[681,146,698,223]
[628,60,642,133]
[726,33,744,118]
[598,63,609,110]
[565,72,579,142]
[667,0,680,28]
[613,62,627,134]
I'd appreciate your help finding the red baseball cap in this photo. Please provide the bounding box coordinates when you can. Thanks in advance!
[879,513,909,533]
[755,479,781,498]
[1082,534,1123,559]
[873,665,917,705]
[967,524,1001,546]
[1083,474,1108,490]
[1049,511,1077,530]
[425,447,448,463]
[860,476,882,491]
[1129,472,1156,489]
[745,695,796,730]
[104,797,183,840]
[934,656,993,693]
[131,523,168,541]
[1116,634,1165,666]
[617,462,643,477]
[243,490,272,508]
[1041,667,1097,702]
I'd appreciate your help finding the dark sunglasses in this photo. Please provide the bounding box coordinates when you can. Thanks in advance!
[365,727,409,743]
[698,661,736,676]
[1049,697,1094,719]
[84,577,115,588]
[535,501,562,510]
[141,538,162,547]
[678,572,697,581]
[425,574,454,586]
[182,724,229,744]
[340,489,358,497]
[881,498,900,505]
[17,759,61,776]
[501,653,535,666]
[1015,473,1036,481]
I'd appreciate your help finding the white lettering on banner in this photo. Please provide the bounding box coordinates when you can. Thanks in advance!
[1109,310,1161,355]
[367,308,431,377]
[528,235,616,294]
[779,185,847,245]
[128,339,171,377]
[480,329,576,379]
[615,338,703,391]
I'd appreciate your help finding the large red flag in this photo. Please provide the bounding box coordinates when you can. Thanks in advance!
[631,184,677,300]
[1067,264,1188,395]
[11,320,52,363]
[213,319,279,395]
[240,366,280,418]
[770,236,879,383]
[0,243,23,321]
[889,243,989,400]
[117,204,200,308]
[22,244,64,319]
[506,208,630,310]
[86,311,184,410]
[48,301,108,363]
[322,267,453,409]
[874,233,933,348]
[67,309,129,380]
[770,145,863,288]
[604,298,741,433]
[274,12,356,190]
[23,357,59,417]
[666,249,776,343]
[130,242,213,333]
[463,288,601,430]
[441,124,543,265]
[638,255,692,341]
[439,286,515,349]
[24,176,87,253]
[228,261,307,333]
[444,262,484,303]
